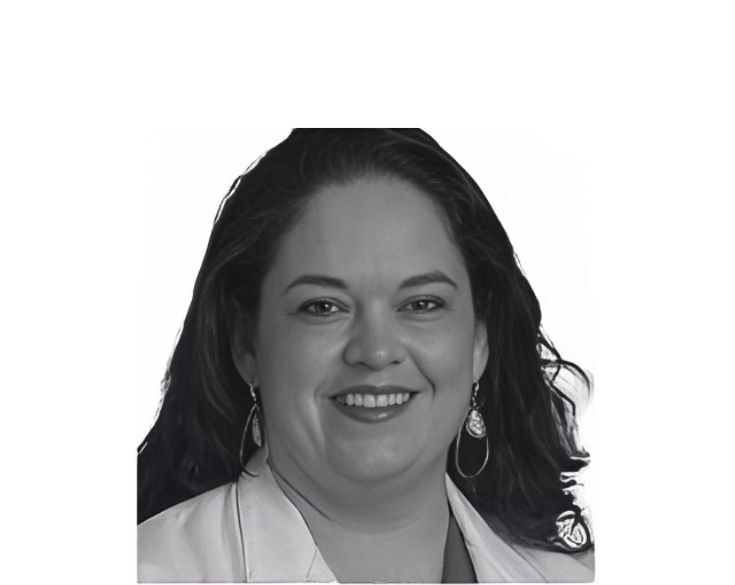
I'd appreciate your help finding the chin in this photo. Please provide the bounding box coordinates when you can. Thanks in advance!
[325,441,429,486]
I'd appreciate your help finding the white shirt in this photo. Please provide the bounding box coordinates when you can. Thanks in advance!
[138,449,593,582]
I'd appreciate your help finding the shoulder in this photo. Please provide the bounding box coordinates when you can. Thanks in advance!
[446,477,593,582]
[484,513,595,582]
[137,482,245,582]
[509,542,594,583]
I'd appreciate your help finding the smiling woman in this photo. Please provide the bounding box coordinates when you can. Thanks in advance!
[239,178,486,501]
[137,129,594,583]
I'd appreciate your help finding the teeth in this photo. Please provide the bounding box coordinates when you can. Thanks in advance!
[336,392,413,408]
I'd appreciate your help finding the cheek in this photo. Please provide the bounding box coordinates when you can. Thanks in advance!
[409,320,477,423]
[412,314,477,377]
[254,319,340,440]
[259,320,339,386]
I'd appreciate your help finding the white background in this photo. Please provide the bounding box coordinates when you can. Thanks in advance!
[2,1,734,583]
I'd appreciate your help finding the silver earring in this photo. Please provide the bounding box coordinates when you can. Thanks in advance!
[454,381,489,479]
[239,381,263,467]
[465,381,486,439]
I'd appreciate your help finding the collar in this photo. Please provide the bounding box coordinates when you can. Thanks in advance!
[237,450,566,583]
[239,448,336,582]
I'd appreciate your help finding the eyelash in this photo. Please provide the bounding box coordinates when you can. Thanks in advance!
[299,299,346,316]
[399,297,445,313]
[298,297,445,318]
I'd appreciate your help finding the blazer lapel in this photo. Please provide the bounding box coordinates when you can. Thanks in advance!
[238,450,337,582]
[445,475,545,582]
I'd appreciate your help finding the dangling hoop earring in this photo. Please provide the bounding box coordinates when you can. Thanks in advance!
[239,380,263,468]
[454,381,490,479]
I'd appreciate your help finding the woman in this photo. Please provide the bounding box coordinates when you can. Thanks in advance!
[137,129,593,582]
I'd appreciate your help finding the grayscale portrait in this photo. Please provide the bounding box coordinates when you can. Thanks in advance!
[137,128,594,582]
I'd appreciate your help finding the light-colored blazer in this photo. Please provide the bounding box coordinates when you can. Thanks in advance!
[138,450,593,582]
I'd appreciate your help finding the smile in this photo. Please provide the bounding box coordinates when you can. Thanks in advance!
[330,386,417,423]
[334,392,411,407]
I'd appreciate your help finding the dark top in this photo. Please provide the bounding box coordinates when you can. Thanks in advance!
[442,510,478,583]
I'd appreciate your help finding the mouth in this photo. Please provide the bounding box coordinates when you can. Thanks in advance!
[330,386,418,423]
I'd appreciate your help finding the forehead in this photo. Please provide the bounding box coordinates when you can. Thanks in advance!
[270,177,467,286]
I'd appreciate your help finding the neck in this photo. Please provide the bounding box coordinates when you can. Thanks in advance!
[269,450,450,532]
[269,453,451,582]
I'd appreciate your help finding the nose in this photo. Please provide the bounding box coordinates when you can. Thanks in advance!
[343,310,406,370]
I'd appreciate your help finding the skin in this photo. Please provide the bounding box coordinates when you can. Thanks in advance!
[233,176,488,581]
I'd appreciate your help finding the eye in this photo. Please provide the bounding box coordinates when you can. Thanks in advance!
[400,297,445,313]
[299,299,345,317]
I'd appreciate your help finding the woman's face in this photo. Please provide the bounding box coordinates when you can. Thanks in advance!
[240,176,488,490]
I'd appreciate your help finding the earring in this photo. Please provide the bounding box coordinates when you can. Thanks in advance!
[239,381,263,467]
[454,381,490,479]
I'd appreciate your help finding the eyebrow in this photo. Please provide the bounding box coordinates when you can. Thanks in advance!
[283,274,348,294]
[283,270,458,294]
[399,271,458,290]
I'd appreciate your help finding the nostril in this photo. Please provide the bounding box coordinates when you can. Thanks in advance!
[340,312,409,371]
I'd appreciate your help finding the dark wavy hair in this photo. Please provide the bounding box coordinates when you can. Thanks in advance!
[138,128,592,552]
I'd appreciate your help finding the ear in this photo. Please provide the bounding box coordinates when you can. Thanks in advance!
[230,310,259,385]
[231,336,258,386]
[472,320,489,382]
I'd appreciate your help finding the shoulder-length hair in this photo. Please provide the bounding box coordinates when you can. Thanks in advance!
[138,128,592,551]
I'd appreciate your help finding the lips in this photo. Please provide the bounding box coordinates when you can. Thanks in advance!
[330,385,417,423]
[335,391,411,408]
